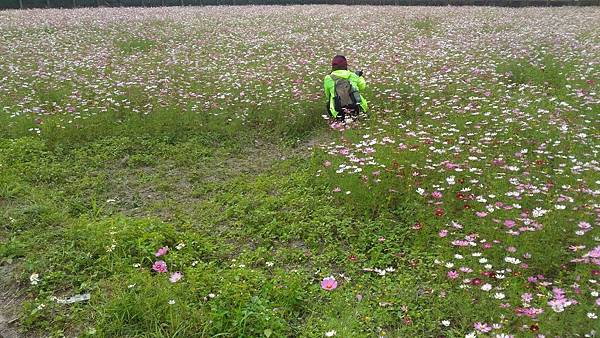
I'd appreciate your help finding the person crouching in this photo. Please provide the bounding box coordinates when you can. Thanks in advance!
[323,55,368,121]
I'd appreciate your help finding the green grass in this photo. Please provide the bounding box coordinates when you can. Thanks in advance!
[412,17,437,33]
[116,37,157,55]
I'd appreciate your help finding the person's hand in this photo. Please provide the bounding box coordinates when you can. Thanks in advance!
[355,70,363,77]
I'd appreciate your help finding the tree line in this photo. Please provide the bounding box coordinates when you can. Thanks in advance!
[2,0,599,10]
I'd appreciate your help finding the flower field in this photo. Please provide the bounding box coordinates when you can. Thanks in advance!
[1,5,599,338]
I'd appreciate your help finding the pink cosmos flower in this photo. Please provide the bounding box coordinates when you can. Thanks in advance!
[451,240,470,247]
[431,191,443,199]
[504,220,516,228]
[169,272,183,283]
[548,287,576,312]
[506,246,517,253]
[516,307,544,318]
[476,211,488,217]
[447,270,459,279]
[321,276,338,291]
[474,322,492,333]
[330,122,345,130]
[155,246,169,257]
[152,260,168,273]
[584,246,600,259]
[492,158,505,166]
[445,162,458,170]
[522,293,533,303]
[438,229,448,238]
[596,298,600,307]
[578,221,591,230]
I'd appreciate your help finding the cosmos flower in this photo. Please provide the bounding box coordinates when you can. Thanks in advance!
[155,246,169,257]
[169,272,183,283]
[321,276,338,291]
[152,260,168,273]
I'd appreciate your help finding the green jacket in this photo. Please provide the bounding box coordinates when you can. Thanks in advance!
[323,69,368,118]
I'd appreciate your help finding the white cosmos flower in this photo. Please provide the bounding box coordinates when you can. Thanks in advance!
[504,257,521,265]
[532,207,548,218]
[30,273,40,285]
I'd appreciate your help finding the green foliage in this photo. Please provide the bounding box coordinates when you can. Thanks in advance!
[116,38,156,55]
[496,55,571,89]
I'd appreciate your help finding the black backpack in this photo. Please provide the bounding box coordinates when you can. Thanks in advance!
[331,74,361,116]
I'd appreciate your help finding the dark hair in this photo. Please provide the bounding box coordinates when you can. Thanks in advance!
[331,55,348,71]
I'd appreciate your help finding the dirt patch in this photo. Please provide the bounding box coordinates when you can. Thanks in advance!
[0,263,24,338]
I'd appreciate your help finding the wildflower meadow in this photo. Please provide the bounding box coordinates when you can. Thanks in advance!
[0,5,599,338]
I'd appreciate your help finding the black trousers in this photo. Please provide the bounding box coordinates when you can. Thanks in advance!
[327,103,360,120]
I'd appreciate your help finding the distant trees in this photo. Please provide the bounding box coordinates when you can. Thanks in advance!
[2,0,599,9]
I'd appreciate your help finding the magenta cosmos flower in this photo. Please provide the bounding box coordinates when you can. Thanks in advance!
[152,260,168,273]
[447,270,459,279]
[155,246,169,257]
[321,276,338,291]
